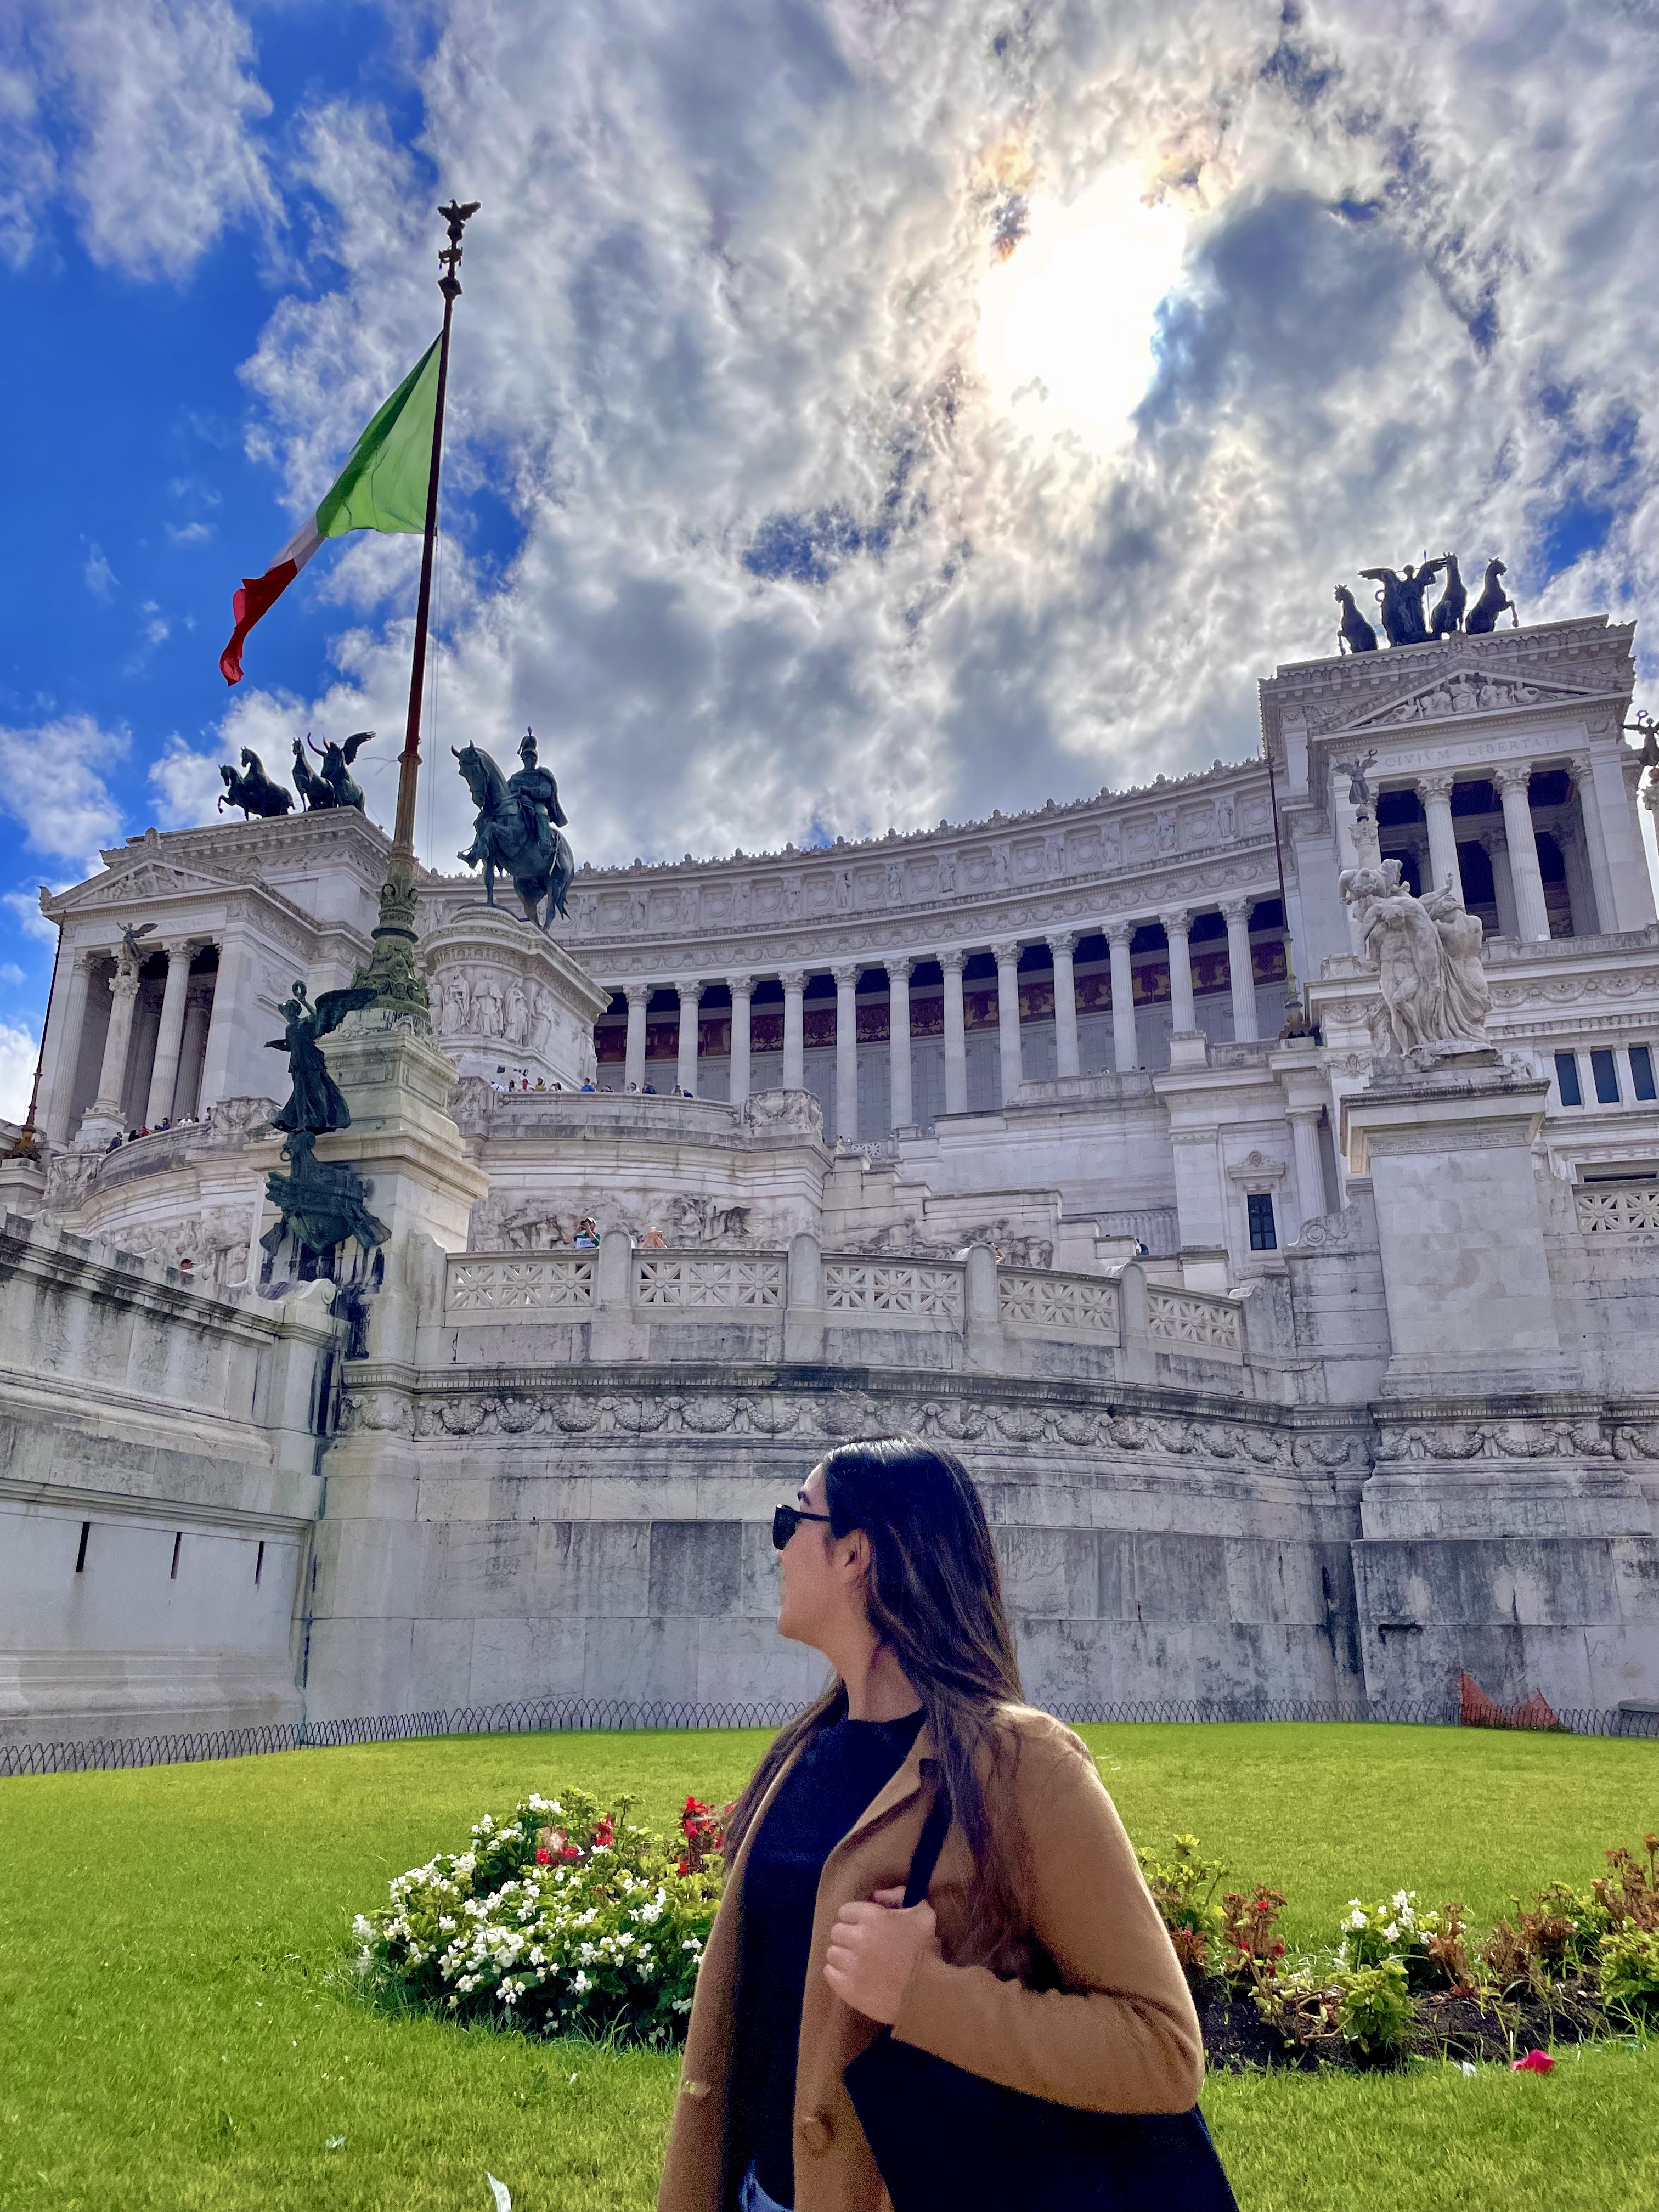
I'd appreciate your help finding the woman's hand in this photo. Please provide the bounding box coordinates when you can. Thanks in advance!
[823,1887,940,2023]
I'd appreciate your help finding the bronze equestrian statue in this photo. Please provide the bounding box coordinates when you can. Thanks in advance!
[1465,557,1516,633]
[454,735,575,932]
[218,748,294,818]
[1335,585,1378,654]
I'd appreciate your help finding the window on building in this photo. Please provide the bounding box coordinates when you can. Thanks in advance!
[1246,1192,1278,1251]
[1554,1052,1583,1108]
[1590,1048,1621,1105]
[1630,1045,1657,1103]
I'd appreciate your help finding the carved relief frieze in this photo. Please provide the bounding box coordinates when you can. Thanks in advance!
[1372,1415,1612,1463]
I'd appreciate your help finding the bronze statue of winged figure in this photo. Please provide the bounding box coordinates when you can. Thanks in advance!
[267,980,376,1133]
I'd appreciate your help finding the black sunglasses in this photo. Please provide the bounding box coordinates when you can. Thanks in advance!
[772,1502,833,1550]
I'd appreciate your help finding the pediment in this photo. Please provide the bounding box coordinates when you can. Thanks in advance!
[1336,665,1606,736]
[70,859,239,909]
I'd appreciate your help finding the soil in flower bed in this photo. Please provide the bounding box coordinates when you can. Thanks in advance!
[1197,1978,1606,2074]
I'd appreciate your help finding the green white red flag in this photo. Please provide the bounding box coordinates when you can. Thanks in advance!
[220,336,441,685]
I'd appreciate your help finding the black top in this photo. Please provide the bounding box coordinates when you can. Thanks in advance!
[733,1707,926,2208]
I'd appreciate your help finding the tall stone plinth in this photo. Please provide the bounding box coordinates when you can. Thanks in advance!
[423,907,610,1090]
[1342,1052,1659,1713]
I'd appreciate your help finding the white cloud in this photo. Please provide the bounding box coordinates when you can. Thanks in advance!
[0,1021,40,1122]
[166,520,215,546]
[2,0,276,279]
[0,714,126,870]
[149,733,229,828]
[1,891,62,948]
[204,0,1659,871]
[83,544,116,600]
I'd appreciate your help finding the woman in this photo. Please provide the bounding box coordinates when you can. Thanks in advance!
[657,1438,1204,2212]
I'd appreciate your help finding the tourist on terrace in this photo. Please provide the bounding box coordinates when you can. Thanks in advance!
[580,1076,596,1092]
[640,1224,667,1249]
[642,1079,657,1093]
[658,1438,1218,2212]
[572,1217,600,1249]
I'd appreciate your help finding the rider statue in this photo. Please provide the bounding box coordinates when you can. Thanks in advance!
[507,729,567,848]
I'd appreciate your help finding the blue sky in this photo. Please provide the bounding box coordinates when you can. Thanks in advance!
[3,0,1658,1114]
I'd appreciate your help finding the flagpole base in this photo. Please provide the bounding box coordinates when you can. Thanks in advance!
[354,854,431,1028]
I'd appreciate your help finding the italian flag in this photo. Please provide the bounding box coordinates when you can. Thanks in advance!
[220,335,441,685]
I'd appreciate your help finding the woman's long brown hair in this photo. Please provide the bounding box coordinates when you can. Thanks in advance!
[724,1437,1028,1957]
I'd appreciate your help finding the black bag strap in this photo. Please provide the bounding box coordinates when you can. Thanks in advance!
[902,1788,952,1909]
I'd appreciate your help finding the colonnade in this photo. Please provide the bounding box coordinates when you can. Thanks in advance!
[44,940,221,1144]
[1381,760,1611,944]
[612,900,1276,1131]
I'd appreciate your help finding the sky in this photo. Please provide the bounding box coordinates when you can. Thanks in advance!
[3,0,1658,1116]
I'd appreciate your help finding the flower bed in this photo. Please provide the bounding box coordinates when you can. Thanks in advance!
[1139,1831,1659,2070]
[354,1787,725,2046]
[356,1777,1658,2069]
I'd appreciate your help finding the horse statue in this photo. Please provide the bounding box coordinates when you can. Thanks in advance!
[454,741,575,931]
[1428,552,1466,637]
[291,735,336,810]
[217,747,294,819]
[1335,584,1378,654]
[1465,557,1516,634]
[306,730,372,811]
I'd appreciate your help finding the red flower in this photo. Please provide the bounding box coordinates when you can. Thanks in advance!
[535,1847,553,1865]
[1511,2050,1555,2074]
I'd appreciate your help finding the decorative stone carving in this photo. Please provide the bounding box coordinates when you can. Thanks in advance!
[449,1257,596,1310]
[634,1256,783,1307]
[1145,1288,1243,1351]
[997,1272,1118,1333]
[1576,1187,1659,1235]
[822,1262,964,1318]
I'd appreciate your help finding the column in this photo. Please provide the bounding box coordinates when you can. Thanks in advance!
[1568,760,1616,936]
[1048,932,1080,1079]
[675,979,702,1094]
[781,969,806,1091]
[1417,774,1464,905]
[198,932,246,1113]
[887,958,912,1131]
[87,960,140,1124]
[1107,923,1138,1072]
[991,940,1022,1107]
[832,964,859,1142]
[1584,738,1656,931]
[941,950,968,1115]
[145,941,195,1126]
[1161,908,1195,1031]
[175,975,213,1119]
[623,984,649,1090]
[1288,1107,1328,1240]
[1555,792,1599,936]
[1221,900,1259,1043]
[726,974,753,1106]
[1496,765,1550,941]
[42,951,95,1146]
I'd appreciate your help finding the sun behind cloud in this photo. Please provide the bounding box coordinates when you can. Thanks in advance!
[977,168,1189,452]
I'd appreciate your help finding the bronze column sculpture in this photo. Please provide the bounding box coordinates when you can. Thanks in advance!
[356,197,481,1020]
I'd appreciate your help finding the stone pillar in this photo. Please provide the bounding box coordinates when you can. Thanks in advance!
[198,933,249,1113]
[1496,764,1551,941]
[727,974,753,1105]
[1161,909,1195,1032]
[624,984,648,1090]
[991,940,1022,1107]
[1221,901,1257,1042]
[42,951,94,1146]
[1418,773,1464,905]
[781,969,806,1091]
[85,961,140,1130]
[832,963,859,1142]
[1555,802,1598,938]
[1048,931,1080,1078]
[674,979,702,1094]
[145,941,195,1126]
[175,975,213,1119]
[1107,923,1138,1071]
[1287,1106,1327,1240]
[941,950,968,1115]
[1481,831,1520,940]
[1568,760,1615,935]
[887,958,913,1130]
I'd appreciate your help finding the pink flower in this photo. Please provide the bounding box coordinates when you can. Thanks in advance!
[1511,2050,1555,2074]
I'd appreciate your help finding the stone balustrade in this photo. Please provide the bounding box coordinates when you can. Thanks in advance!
[439,1239,1244,1378]
[1575,1186,1659,1234]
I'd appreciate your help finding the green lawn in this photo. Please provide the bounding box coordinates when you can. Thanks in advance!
[1,1723,1655,2212]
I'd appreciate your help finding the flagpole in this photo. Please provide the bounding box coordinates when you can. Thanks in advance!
[359,198,479,1018]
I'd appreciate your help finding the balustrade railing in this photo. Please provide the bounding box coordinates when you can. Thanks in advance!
[1575,1186,1659,1235]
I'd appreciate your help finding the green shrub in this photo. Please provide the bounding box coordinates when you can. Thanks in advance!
[1333,1961,1414,2057]
[353,1786,724,2046]
[1599,1927,1659,2017]
[1136,1832,1228,1974]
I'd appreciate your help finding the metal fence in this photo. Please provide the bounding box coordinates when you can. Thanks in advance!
[4,1690,1655,1779]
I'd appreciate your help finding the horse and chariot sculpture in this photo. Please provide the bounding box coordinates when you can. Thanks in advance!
[216,732,375,816]
[1334,554,1517,654]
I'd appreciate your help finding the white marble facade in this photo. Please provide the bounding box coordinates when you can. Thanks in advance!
[6,611,1659,1743]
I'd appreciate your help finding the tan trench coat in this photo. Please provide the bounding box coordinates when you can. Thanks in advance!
[657,1703,1203,2212]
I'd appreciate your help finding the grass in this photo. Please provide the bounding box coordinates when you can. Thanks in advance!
[0,1722,1654,2211]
